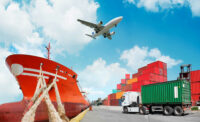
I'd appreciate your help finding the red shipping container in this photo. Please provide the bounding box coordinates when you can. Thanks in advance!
[163,63,167,69]
[147,61,166,69]
[163,69,167,76]
[132,73,140,78]
[110,99,119,106]
[121,79,126,84]
[191,70,200,82]
[164,76,167,81]
[191,94,200,106]
[108,94,110,101]
[117,84,121,90]
[132,82,142,92]
[125,74,130,79]
[138,66,147,73]
[121,85,126,91]
[110,93,116,100]
[191,82,200,94]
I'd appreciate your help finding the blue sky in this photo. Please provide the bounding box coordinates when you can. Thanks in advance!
[0,0,200,103]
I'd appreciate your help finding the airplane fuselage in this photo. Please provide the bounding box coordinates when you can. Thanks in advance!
[94,16,123,37]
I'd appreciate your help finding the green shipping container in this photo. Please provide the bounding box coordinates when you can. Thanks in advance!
[112,89,121,93]
[141,80,191,105]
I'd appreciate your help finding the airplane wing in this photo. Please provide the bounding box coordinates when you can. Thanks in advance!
[77,19,98,28]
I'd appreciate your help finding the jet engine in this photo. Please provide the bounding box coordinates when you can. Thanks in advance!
[97,21,103,27]
[109,31,115,36]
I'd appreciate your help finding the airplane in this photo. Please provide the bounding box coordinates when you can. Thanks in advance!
[77,16,123,40]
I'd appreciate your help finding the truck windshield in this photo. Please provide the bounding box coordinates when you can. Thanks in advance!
[121,96,125,102]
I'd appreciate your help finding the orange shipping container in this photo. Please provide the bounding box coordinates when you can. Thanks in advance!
[116,91,124,99]
[127,78,138,84]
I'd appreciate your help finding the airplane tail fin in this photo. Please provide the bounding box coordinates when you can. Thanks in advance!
[85,34,96,39]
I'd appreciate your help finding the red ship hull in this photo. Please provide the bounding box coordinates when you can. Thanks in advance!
[0,54,89,121]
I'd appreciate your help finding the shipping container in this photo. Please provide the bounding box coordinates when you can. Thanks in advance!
[138,66,147,73]
[117,84,121,90]
[191,94,200,106]
[125,74,130,79]
[127,78,138,84]
[110,93,116,100]
[132,73,140,78]
[191,81,200,94]
[147,61,165,69]
[191,70,200,82]
[112,89,121,93]
[121,79,126,84]
[110,99,119,106]
[141,80,191,105]
[116,91,124,99]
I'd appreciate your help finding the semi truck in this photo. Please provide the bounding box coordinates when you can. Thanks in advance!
[122,80,191,116]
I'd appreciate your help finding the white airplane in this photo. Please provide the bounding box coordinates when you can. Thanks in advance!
[77,16,123,40]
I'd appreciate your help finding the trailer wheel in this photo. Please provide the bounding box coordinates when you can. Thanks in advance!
[163,106,173,116]
[174,106,183,116]
[123,107,128,113]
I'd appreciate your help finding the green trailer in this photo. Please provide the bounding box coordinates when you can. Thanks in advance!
[141,80,191,115]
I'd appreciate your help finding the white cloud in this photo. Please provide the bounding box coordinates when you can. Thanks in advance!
[0,0,99,103]
[78,58,128,100]
[0,2,34,43]
[189,0,200,16]
[79,58,128,88]
[82,87,105,96]
[29,0,99,54]
[124,0,200,17]
[120,45,182,71]
[0,47,22,104]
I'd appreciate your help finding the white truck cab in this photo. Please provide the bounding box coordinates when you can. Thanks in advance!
[121,91,149,114]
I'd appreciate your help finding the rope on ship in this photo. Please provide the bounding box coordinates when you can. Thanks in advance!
[21,63,69,122]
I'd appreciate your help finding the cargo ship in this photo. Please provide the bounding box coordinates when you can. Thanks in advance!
[0,45,89,121]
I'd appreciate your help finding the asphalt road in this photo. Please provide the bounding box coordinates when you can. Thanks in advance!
[81,106,200,122]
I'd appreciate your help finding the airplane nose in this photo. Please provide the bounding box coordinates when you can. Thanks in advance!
[118,16,123,21]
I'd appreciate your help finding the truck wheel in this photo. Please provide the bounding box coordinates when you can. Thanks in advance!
[139,107,144,114]
[139,106,149,115]
[174,106,183,116]
[123,107,128,113]
[163,106,173,116]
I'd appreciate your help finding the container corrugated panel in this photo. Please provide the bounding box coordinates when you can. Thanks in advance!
[191,70,200,82]
[121,79,126,84]
[116,91,124,99]
[117,84,121,90]
[141,80,191,105]
[112,89,120,93]
[110,93,116,100]
[191,94,200,106]
[110,99,119,106]
[127,78,138,84]
[125,74,130,79]
[191,81,200,94]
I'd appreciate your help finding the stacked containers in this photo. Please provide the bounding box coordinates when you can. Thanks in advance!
[123,61,167,92]
[106,61,168,106]
[190,70,200,106]
[102,98,110,106]
[138,61,167,85]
